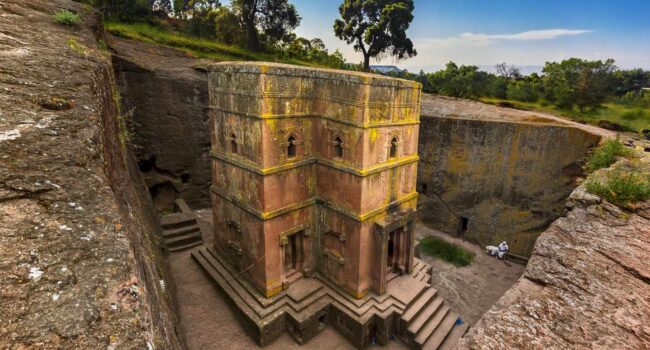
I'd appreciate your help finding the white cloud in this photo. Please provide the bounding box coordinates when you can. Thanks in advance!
[419,29,592,49]
[461,29,591,42]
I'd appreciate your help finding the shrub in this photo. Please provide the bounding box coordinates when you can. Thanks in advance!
[621,108,649,121]
[585,139,632,172]
[585,171,650,207]
[53,10,81,26]
[419,236,475,267]
[506,80,539,102]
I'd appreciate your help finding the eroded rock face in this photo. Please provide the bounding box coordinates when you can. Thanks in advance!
[418,95,604,256]
[111,38,212,210]
[456,184,650,349]
[0,1,181,348]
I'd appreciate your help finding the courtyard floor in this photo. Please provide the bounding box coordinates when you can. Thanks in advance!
[167,209,525,349]
[415,224,525,325]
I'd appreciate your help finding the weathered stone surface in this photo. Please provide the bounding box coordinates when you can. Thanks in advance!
[418,95,606,256]
[208,62,422,298]
[111,37,212,210]
[0,1,181,348]
[456,164,650,349]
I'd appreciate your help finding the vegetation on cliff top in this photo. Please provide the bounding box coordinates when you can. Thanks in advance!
[419,236,475,267]
[585,139,632,172]
[583,140,650,208]
[383,60,650,132]
[586,170,650,208]
[106,21,346,67]
[53,9,81,26]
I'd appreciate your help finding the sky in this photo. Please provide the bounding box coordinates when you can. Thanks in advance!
[290,0,650,72]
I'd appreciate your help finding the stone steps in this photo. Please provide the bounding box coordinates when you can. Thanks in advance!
[197,247,327,320]
[161,212,197,230]
[416,309,456,348]
[166,230,202,249]
[438,322,469,350]
[407,297,444,335]
[192,247,261,321]
[401,288,437,325]
[169,240,203,252]
[160,199,203,252]
[163,224,200,239]
[399,279,468,350]
[192,246,466,349]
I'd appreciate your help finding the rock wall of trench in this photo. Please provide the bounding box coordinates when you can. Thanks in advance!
[0,1,182,348]
[456,158,650,349]
[111,39,211,210]
[417,111,601,257]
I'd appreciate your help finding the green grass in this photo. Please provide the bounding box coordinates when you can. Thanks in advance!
[105,22,322,66]
[419,236,475,267]
[585,139,632,172]
[53,10,81,26]
[585,170,650,208]
[480,97,650,133]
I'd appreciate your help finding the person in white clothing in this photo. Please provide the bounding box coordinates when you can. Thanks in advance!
[497,241,509,259]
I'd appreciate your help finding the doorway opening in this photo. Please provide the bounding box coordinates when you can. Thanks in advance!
[284,231,304,278]
[386,226,407,276]
[459,216,469,238]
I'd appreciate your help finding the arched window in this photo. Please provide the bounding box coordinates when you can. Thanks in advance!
[230,133,237,154]
[334,136,343,158]
[389,137,398,158]
[287,135,296,158]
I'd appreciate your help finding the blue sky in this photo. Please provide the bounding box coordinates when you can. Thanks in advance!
[290,0,650,71]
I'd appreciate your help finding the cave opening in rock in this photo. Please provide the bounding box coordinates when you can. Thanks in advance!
[138,156,156,173]
[150,182,177,211]
[458,216,469,237]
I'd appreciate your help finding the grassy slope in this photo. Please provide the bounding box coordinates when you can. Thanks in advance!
[480,97,650,132]
[105,22,323,67]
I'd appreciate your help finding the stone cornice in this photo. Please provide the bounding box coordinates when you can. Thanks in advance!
[212,185,418,222]
[208,106,420,128]
[210,150,419,177]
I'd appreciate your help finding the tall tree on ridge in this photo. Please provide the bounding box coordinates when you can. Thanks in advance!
[231,0,301,51]
[334,0,417,70]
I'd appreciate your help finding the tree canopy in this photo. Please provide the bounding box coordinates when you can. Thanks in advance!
[231,0,301,51]
[334,0,416,70]
[543,58,616,111]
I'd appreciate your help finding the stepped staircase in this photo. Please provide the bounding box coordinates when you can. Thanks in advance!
[399,286,469,350]
[192,246,469,349]
[160,199,203,252]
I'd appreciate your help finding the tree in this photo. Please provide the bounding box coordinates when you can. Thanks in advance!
[213,6,245,45]
[93,0,152,21]
[543,58,616,111]
[614,68,650,96]
[185,1,221,38]
[231,0,301,51]
[334,0,416,70]
[495,62,521,81]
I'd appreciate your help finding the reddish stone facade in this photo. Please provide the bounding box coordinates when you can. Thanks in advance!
[208,62,421,299]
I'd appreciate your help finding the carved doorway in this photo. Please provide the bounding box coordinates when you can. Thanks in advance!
[281,229,308,289]
[386,226,406,275]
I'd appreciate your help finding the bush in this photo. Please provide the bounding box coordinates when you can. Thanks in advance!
[507,80,539,102]
[585,171,650,207]
[419,236,475,267]
[53,10,81,26]
[616,91,650,107]
[585,139,632,172]
[621,108,650,121]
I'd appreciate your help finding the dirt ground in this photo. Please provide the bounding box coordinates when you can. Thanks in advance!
[168,210,524,349]
[415,224,525,325]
